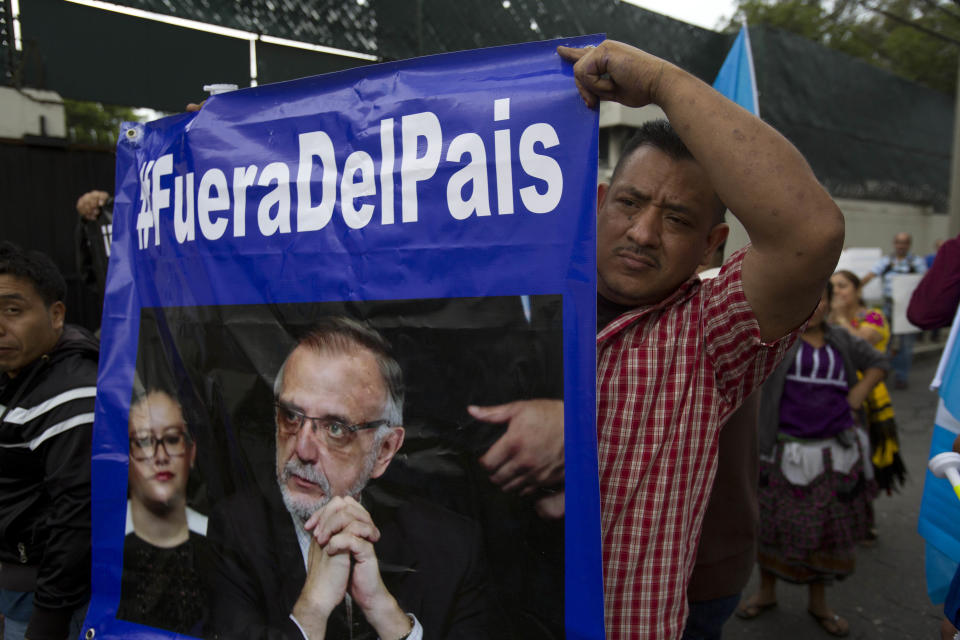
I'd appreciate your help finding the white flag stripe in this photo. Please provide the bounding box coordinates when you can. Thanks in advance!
[932,303,960,390]
[0,413,95,450]
[0,387,97,424]
[936,399,960,435]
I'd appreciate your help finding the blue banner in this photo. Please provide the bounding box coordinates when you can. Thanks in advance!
[88,36,603,639]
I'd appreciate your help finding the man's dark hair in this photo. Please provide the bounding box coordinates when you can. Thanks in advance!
[611,119,726,224]
[612,120,692,181]
[0,241,67,306]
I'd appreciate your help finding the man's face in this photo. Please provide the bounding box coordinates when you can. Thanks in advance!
[275,345,402,522]
[0,274,64,377]
[597,146,728,307]
[894,233,911,258]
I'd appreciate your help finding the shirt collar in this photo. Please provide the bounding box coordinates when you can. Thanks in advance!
[597,274,702,345]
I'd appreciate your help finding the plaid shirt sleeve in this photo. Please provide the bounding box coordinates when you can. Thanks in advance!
[700,246,805,417]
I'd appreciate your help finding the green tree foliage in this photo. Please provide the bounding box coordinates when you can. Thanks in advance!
[729,0,960,94]
[63,99,139,146]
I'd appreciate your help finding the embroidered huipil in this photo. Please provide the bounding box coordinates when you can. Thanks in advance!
[597,248,801,639]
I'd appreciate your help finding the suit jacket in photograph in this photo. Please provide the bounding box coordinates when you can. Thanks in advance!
[205,480,496,640]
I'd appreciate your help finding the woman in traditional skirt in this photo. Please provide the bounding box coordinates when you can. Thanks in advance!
[829,269,907,494]
[736,284,888,637]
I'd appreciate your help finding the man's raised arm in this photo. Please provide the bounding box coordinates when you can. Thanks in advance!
[559,40,844,341]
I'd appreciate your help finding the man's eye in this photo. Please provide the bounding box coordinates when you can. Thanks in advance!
[3,307,21,315]
[281,409,300,424]
[326,422,348,439]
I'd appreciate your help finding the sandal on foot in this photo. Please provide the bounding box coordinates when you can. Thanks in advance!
[807,609,849,637]
[734,600,777,619]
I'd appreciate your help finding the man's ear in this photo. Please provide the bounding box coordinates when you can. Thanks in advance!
[49,301,65,332]
[369,427,405,479]
[597,183,609,212]
[700,223,729,268]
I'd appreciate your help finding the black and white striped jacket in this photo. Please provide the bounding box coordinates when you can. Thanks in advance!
[0,325,98,640]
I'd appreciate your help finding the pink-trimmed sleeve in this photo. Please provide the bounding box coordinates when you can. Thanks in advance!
[860,309,885,329]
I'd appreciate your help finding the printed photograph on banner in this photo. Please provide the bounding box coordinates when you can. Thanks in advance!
[118,295,565,639]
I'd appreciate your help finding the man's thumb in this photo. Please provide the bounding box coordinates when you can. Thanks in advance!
[467,402,517,423]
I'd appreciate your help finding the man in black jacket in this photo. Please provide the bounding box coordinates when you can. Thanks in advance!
[0,242,99,640]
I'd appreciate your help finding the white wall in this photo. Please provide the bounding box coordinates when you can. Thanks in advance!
[724,198,948,262]
[835,198,948,256]
[0,87,66,139]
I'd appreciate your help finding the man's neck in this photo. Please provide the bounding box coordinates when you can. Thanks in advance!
[598,294,638,332]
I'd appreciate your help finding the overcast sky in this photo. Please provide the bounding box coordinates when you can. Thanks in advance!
[622,0,740,31]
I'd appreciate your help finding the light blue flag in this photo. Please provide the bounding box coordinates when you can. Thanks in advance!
[919,401,960,602]
[919,304,960,602]
[940,332,960,419]
[713,24,760,116]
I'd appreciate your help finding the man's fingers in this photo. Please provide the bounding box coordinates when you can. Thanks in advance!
[557,45,604,108]
[516,465,563,495]
[534,491,565,520]
[478,434,512,472]
[338,519,379,543]
[185,101,205,112]
[572,76,597,109]
[556,45,588,63]
[305,496,376,545]
[501,473,532,493]
[468,402,518,423]
[324,530,372,558]
[587,77,617,96]
[313,508,377,546]
[489,458,523,487]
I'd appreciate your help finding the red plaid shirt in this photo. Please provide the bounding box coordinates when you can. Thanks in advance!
[597,247,800,639]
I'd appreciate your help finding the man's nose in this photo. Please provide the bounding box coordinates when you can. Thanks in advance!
[294,421,321,462]
[625,208,662,248]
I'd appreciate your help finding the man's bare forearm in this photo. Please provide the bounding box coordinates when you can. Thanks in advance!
[559,40,844,339]
[651,62,844,338]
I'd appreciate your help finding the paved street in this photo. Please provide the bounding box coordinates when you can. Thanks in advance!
[724,344,951,640]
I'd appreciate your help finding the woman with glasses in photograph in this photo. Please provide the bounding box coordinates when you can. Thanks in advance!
[117,388,209,634]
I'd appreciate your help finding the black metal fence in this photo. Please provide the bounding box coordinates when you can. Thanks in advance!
[0,138,116,331]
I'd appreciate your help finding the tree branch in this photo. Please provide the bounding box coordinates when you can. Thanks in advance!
[914,0,960,25]
[859,0,960,46]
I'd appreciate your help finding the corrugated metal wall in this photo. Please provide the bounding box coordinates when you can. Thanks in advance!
[0,139,116,330]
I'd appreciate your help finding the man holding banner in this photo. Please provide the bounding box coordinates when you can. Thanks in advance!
[558,41,845,639]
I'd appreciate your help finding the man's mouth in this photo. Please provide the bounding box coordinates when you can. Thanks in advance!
[289,473,326,495]
[292,474,317,487]
[615,248,659,270]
